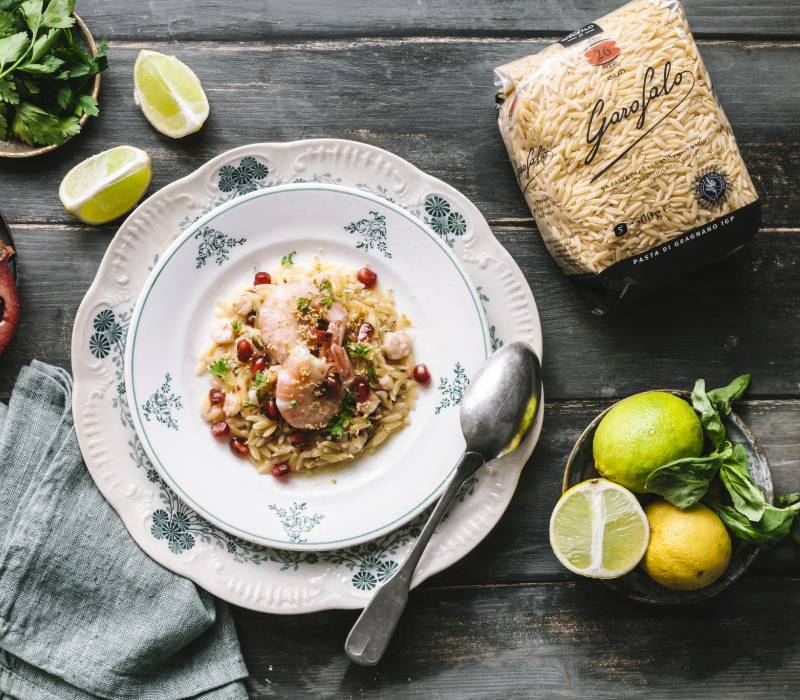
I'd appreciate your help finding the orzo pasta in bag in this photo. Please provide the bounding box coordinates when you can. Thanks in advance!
[495,0,760,311]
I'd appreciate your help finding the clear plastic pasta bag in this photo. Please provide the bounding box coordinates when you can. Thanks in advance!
[495,0,760,312]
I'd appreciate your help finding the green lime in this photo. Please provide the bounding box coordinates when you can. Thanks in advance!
[593,391,703,493]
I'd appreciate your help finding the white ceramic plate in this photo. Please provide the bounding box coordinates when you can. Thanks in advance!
[72,139,543,612]
[125,184,490,550]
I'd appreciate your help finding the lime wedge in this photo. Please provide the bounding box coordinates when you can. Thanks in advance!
[549,478,649,579]
[59,146,152,225]
[134,49,209,138]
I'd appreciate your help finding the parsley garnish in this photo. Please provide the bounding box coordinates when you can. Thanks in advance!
[252,370,268,393]
[328,390,356,439]
[231,319,242,335]
[346,342,372,359]
[0,1,109,146]
[318,280,334,308]
[296,297,311,313]
[208,358,230,377]
[280,250,297,266]
[289,399,298,408]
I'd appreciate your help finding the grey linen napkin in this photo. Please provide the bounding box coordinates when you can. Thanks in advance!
[0,362,249,700]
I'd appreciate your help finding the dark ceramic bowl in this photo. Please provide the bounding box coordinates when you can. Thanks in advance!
[563,390,773,605]
[0,14,101,158]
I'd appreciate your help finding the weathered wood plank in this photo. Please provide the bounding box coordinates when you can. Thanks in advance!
[1,223,799,400]
[0,40,798,227]
[233,577,800,698]
[78,0,800,40]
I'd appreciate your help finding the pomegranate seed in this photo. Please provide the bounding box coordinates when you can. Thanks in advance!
[355,378,370,403]
[314,329,333,344]
[316,318,329,330]
[250,356,268,374]
[357,322,374,342]
[290,432,305,447]
[209,388,225,404]
[357,267,377,288]
[236,338,253,362]
[254,271,271,285]
[246,310,257,326]
[265,396,280,420]
[322,372,342,394]
[229,437,249,457]
[413,364,431,384]
[211,421,230,438]
[271,462,291,477]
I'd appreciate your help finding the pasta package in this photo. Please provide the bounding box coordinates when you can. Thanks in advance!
[495,0,760,311]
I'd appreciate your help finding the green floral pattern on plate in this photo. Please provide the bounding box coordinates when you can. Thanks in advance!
[422,194,468,248]
[435,362,470,415]
[194,226,247,268]
[218,156,270,195]
[142,373,183,430]
[343,210,391,258]
[268,503,325,545]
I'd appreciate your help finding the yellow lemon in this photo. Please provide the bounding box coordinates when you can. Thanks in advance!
[593,391,703,493]
[134,50,209,138]
[642,500,731,590]
[549,478,650,579]
[59,146,152,224]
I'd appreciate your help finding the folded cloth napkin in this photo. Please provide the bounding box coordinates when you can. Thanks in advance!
[0,362,249,700]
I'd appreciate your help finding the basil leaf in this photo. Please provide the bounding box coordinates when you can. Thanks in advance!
[718,443,766,522]
[645,446,729,509]
[691,378,726,450]
[707,374,750,417]
[706,500,798,548]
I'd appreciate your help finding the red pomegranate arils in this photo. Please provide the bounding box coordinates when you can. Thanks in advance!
[271,463,291,477]
[211,422,230,438]
[254,271,271,285]
[229,437,249,457]
[413,364,431,384]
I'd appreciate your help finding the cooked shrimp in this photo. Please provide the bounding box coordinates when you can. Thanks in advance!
[211,319,234,344]
[325,301,348,345]
[382,331,413,360]
[329,343,355,387]
[276,346,344,429]
[258,280,316,363]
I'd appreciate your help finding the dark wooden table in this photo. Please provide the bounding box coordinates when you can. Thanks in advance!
[2,1,799,696]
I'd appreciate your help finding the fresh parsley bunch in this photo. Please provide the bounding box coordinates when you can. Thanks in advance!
[643,374,800,547]
[0,0,107,146]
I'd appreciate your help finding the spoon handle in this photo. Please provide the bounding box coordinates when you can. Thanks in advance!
[344,451,485,666]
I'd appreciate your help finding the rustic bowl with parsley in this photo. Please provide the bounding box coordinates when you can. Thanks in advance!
[0,0,107,157]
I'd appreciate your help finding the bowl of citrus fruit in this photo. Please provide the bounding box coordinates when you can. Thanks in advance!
[550,375,777,604]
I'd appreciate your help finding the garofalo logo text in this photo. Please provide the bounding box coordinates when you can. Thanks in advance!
[585,61,695,182]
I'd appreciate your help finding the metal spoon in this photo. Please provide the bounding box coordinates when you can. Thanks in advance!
[345,341,543,666]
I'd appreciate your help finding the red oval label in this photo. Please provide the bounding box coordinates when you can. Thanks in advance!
[585,39,620,66]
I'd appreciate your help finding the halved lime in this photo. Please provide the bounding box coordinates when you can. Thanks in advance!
[59,146,152,224]
[134,50,209,138]
[549,478,649,579]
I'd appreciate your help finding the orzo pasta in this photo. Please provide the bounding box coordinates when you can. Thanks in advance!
[199,260,418,475]
[495,0,760,309]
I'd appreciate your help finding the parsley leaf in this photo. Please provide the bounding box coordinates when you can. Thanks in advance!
[0,75,18,103]
[11,99,78,145]
[19,0,42,34]
[0,104,7,138]
[366,365,378,385]
[296,297,310,313]
[17,53,62,74]
[327,390,357,439]
[230,319,242,336]
[280,250,297,266]
[252,370,268,393]
[318,279,334,308]
[0,11,15,38]
[346,342,372,359]
[0,31,28,69]
[41,0,74,29]
[208,358,231,377]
